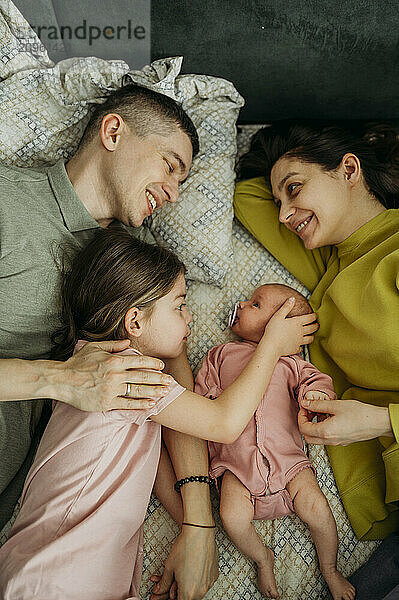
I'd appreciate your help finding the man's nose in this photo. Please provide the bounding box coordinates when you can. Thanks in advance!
[164,180,179,204]
[239,300,248,309]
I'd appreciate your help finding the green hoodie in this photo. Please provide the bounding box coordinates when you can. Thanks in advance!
[234,176,399,540]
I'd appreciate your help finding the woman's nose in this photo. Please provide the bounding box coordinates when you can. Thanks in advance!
[185,309,193,325]
[279,203,296,224]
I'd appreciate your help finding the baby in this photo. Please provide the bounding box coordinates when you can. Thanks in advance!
[195,284,355,600]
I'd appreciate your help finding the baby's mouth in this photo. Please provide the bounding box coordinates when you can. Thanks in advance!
[228,302,239,328]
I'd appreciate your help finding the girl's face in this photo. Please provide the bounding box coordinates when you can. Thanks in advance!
[270,156,353,249]
[136,272,192,359]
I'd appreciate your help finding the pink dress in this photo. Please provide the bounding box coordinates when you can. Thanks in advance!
[195,341,336,520]
[0,347,185,600]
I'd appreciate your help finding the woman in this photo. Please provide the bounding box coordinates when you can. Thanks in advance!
[234,121,398,594]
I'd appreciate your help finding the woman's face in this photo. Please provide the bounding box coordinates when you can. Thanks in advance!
[270,156,352,249]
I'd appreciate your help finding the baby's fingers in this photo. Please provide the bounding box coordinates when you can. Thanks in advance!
[305,390,330,402]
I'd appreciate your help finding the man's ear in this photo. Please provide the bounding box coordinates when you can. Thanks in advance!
[100,113,125,151]
[125,307,145,338]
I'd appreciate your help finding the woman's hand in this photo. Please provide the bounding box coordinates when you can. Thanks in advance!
[57,340,172,411]
[261,297,319,356]
[298,393,393,445]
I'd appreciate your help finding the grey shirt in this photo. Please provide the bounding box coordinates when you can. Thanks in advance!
[0,160,100,529]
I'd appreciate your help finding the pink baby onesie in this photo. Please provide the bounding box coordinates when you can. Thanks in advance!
[195,341,336,520]
[0,346,185,600]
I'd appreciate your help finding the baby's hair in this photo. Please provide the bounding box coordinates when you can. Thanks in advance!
[260,283,312,317]
[51,226,185,361]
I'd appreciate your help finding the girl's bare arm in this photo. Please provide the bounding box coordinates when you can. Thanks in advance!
[152,299,318,442]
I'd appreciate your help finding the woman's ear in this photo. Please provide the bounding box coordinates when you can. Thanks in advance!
[340,153,361,184]
[124,307,145,338]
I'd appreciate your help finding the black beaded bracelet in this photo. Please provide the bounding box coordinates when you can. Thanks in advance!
[174,475,213,493]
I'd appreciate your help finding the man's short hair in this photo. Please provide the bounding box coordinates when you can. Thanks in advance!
[79,83,199,157]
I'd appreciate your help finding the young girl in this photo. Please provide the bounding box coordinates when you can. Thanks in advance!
[0,227,317,600]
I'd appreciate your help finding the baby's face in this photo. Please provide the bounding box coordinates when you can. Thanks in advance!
[231,285,293,342]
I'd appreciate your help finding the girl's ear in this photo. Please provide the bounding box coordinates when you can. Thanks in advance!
[125,307,145,337]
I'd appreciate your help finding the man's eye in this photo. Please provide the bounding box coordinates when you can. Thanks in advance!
[165,160,173,174]
[252,302,259,308]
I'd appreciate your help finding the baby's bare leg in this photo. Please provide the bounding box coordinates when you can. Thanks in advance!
[220,470,279,599]
[153,442,183,525]
[286,468,355,600]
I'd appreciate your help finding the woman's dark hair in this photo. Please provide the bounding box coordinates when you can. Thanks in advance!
[237,120,399,209]
[51,226,185,361]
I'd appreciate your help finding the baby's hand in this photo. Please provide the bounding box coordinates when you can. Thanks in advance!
[302,390,331,422]
[305,390,331,402]
[262,298,319,356]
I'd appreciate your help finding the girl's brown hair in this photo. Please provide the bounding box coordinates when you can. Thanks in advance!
[51,226,185,361]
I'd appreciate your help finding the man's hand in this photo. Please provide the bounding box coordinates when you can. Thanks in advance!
[298,393,393,446]
[58,339,172,411]
[150,527,219,600]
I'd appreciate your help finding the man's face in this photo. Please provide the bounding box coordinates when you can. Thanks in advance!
[231,285,294,342]
[106,126,193,227]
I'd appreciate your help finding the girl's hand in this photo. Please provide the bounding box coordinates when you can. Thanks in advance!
[261,297,319,357]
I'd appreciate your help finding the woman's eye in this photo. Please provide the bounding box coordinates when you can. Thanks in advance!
[177,303,186,311]
[287,183,300,195]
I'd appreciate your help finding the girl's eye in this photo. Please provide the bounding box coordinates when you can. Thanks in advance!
[287,182,300,195]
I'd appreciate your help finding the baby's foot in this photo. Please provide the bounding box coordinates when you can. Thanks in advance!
[323,569,355,600]
[256,547,279,599]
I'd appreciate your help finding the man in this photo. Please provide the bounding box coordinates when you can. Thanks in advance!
[0,83,218,599]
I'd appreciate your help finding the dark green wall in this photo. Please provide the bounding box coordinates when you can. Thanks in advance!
[152,1,399,123]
